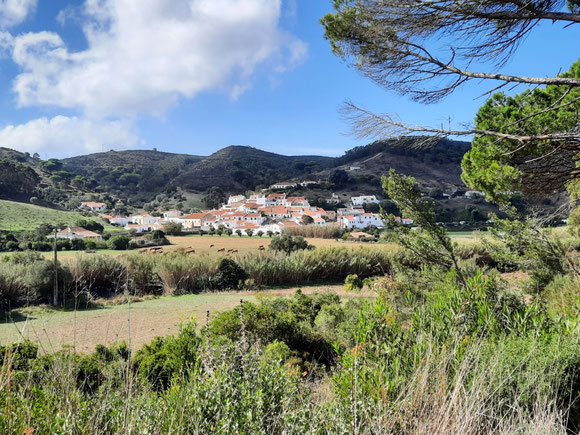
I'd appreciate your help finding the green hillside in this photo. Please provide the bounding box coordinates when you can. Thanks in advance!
[0,200,116,232]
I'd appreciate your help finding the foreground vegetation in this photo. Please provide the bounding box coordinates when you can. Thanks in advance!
[1,268,578,433]
[0,246,395,311]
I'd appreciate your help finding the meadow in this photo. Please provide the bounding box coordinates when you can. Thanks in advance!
[0,284,354,352]
[0,199,119,232]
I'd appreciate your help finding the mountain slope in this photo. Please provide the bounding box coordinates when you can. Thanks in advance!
[171,145,335,192]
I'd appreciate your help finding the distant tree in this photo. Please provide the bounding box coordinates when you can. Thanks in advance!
[379,199,399,216]
[36,223,54,237]
[75,220,104,234]
[302,215,314,225]
[236,230,243,237]
[71,175,87,189]
[214,258,248,290]
[362,202,380,213]
[118,173,140,186]
[203,186,226,209]
[267,231,274,238]
[269,235,314,254]
[246,229,254,237]
[329,169,349,186]
[107,235,131,250]
[39,159,62,172]
[256,231,264,237]
[151,229,166,240]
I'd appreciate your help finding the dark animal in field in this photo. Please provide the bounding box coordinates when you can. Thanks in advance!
[185,248,196,254]
[258,246,265,251]
[210,244,214,248]
[217,248,225,252]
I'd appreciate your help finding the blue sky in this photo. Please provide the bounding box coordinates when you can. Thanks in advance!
[0,0,577,158]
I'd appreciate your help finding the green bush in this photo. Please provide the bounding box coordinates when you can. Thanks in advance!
[213,258,248,290]
[344,274,363,292]
[269,235,314,254]
[133,322,200,391]
[107,235,131,250]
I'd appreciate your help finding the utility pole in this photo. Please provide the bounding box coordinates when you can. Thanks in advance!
[53,228,60,306]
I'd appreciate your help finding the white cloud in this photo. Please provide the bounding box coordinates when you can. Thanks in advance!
[0,116,138,154]
[0,0,36,28]
[10,0,307,117]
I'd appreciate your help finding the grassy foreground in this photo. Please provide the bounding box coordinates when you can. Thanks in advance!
[0,285,353,352]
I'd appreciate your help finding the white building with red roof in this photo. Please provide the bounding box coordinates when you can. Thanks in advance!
[80,201,107,212]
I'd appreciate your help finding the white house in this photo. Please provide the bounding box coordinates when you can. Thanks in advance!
[131,214,160,225]
[339,213,385,229]
[465,190,484,198]
[270,182,297,189]
[125,223,151,233]
[182,212,214,229]
[163,210,182,218]
[227,195,246,205]
[325,193,341,205]
[349,166,361,171]
[48,227,102,240]
[109,216,130,226]
[337,207,365,216]
[351,195,379,206]
[80,201,107,212]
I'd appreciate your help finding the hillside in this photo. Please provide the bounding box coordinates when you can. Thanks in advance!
[0,137,478,213]
[0,199,117,232]
[317,137,471,192]
[170,145,334,192]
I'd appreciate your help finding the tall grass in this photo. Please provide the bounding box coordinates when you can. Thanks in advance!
[0,247,395,308]
[283,225,346,239]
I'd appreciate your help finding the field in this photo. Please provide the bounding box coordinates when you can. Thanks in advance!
[162,234,377,254]
[0,199,118,232]
[0,285,365,353]
[18,234,394,260]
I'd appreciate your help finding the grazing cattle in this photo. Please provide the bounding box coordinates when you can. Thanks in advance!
[139,248,148,253]
[217,248,225,252]
[231,249,238,254]
[210,244,214,248]
[258,246,265,251]
[185,248,196,254]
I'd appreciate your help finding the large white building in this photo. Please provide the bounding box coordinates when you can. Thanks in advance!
[351,195,380,206]
[339,213,385,229]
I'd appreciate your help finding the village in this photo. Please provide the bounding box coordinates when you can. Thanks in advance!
[66,189,422,240]
[50,182,489,241]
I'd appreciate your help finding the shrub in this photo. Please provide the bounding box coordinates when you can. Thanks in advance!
[133,322,200,391]
[344,274,363,292]
[213,258,248,290]
[69,255,128,297]
[107,235,131,250]
[0,265,28,310]
[151,229,166,240]
[269,235,314,254]
[70,238,86,251]
[163,222,183,235]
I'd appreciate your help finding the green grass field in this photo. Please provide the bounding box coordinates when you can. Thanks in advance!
[0,199,118,232]
[0,285,363,353]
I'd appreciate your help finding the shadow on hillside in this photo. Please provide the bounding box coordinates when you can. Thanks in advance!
[1,311,31,324]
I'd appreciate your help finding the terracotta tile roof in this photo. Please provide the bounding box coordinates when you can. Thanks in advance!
[184,212,210,219]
